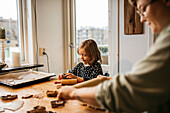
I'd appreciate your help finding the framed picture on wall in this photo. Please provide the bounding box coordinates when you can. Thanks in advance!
[124,0,143,35]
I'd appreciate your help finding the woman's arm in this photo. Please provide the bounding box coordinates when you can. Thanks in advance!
[57,86,100,107]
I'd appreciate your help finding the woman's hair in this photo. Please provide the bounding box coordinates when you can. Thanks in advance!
[77,39,102,65]
[128,0,137,7]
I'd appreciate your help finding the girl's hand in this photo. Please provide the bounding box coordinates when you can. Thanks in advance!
[65,73,77,79]
[65,73,84,82]
[57,73,65,80]
[57,86,76,100]
[97,75,112,81]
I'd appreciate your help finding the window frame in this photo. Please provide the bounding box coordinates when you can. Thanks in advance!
[0,0,27,65]
[63,0,119,75]
[17,0,37,65]
[17,0,27,63]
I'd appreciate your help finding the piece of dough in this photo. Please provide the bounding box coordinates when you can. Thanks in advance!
[3,100,24,111]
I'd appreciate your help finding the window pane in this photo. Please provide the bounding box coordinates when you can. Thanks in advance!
[0,0,19,64]
[75,0,108,65]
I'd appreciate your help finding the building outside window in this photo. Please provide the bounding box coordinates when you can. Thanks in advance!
[75,0,109,65]
[0,0,29,66]
[0,0,19,64]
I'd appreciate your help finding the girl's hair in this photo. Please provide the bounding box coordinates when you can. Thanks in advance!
[77,39,102,65]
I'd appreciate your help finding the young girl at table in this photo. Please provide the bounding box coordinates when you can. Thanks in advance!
[58,39,103,82]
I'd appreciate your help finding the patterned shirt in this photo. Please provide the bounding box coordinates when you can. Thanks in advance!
[70,62,103,81]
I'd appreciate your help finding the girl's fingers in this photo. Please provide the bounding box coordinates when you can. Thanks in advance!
[58,74,64,80]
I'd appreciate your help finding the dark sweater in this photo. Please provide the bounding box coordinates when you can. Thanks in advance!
[71,62,103,81]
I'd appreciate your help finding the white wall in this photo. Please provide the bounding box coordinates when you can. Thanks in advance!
[36,0,64,75]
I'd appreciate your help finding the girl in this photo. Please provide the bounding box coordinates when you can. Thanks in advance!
[58,39,103,82]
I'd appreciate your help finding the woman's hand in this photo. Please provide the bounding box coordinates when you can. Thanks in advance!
[57,86,76,100]
[97,75,112,81]
[57,86,100,107]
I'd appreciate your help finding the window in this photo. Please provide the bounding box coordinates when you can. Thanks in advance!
[0,0,19,64]
[74,0,109,66]
[0,0,34,66]
[63,0,119,75]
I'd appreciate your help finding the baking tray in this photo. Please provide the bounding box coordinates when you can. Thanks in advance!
[0,70,55,87]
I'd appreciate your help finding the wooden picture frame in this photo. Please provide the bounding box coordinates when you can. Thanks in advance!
[124,0,143,35]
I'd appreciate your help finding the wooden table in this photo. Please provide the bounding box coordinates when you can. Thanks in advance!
[0,79,107,113]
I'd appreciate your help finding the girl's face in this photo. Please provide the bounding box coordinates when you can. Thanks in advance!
[79,48,92,65]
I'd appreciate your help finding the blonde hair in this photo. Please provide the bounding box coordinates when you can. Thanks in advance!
[77,39,102,65]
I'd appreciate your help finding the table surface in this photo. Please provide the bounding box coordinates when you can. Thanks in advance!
[0,79,107,113]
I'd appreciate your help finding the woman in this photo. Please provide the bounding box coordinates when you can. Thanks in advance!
[57,0,170,112]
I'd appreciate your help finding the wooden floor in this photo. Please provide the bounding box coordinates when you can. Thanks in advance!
[0,79,108,113]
